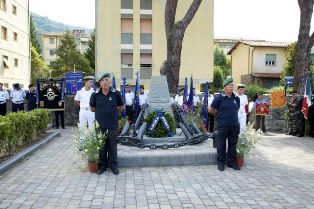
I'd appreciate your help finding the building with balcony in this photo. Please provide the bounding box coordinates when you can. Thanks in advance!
[40,30,91,66]
[95,0,214,91]
[0,0,30,89]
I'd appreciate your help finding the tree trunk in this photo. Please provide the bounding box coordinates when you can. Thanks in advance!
[294,0,314,93]
[160,0,202,94]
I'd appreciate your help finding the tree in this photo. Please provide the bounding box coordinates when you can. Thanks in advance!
[30,16,42,55]
[51,30,92,77]
[293,0,314,93]
[281,43,297,86]
[84,30,95,71]
[160,0,203,94]
[30,46,49,84]
[211,66,224,92]
[214,46,231,79]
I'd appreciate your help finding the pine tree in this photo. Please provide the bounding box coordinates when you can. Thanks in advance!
[84,30,95,71]
[30,16,42,55]
[51,30,92,77]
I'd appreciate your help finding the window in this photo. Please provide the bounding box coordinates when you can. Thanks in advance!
[13,32,17,41]
[121,18,133,33]
[121,33,133,44]
[265,54,276,66]
[14,58,18,67]
[2,55,9,68]
[49,49,55,56]
[121,53,133,68]
[140,0,152,10]
[49,37,54,44]
[1,26,7,40]
[121,0,133,9]
[12,5,16,15]
[0,0,6,11]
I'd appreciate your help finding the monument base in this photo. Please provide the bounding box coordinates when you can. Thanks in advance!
[117,139,217,167]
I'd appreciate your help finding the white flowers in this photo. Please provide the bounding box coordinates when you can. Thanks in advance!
[73,122,107,162]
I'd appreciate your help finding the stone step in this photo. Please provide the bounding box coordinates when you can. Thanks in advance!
[117,139,217,167]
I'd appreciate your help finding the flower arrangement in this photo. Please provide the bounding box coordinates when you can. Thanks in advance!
[144,111,176,138]
[74,122,106,163]
[236,126,261,159]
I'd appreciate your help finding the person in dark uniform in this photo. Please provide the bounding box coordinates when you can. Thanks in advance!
[208,77,240,171]
[26,84,37,111]
[0,83,9,116]
[295,96,305,137]
[90,73,125,175]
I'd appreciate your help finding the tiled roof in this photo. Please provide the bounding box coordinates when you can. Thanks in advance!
[227,40,291,55]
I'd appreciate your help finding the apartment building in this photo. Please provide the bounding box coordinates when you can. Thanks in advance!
[95,0,214,90]
[0,0,30,89]
[40,30,91,66]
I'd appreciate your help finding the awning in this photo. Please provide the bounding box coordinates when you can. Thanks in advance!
[2,57,9,68]
[251,73,281,78]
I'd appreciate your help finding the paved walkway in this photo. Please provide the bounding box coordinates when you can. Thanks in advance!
[0,129,314,209]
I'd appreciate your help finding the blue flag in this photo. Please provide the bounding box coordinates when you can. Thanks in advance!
[35,79,39,104]
[202,82,209,129]
[188,76,194,109]
[134,72,140,118]
[121,78,126,118]
[112,76,116,90]
[182,77,188,112]
[61,78,65,101]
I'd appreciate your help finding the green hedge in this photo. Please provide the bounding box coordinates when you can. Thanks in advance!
[0,109,50,155]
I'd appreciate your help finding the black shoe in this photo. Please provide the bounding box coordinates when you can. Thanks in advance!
[96,167,106,175]
[62,127,66,129]
[111,167,119,175]
[218,165,225,171]
[227,163,240,170]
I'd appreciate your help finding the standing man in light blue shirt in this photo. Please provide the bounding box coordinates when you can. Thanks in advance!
[10,83,26,112]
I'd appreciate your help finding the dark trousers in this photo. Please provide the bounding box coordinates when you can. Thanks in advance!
[99,128,118,169]
[0,102,6,116]
[54,111,65,128]
[208,114,215,132]
[126,105,133,121]
[308,106,314,137]
[216,125,239,165]
[27,102,37,111]
[12,103,24,112]
[255,115,266,132]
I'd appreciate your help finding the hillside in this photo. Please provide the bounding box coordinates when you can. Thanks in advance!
[31,12,93,34]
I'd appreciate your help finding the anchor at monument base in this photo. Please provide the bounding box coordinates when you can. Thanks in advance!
[117,76,215,149]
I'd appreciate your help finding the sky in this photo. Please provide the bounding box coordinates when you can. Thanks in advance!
[30,0,314,42]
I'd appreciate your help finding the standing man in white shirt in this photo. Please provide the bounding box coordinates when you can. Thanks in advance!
[0,83,9,116]
[174,88,184,106]
[75,76,95,128]
[10,83,26,112]
[125,84,134,121]
[236,84,248,134]
[139,85,147,111]
[192,88,200,108]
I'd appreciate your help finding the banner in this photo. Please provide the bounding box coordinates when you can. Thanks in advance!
[65,72,83,95]
[202,81,209,128]
[256,103,270,116]
[270,90,286,108]
[37,78,65,110]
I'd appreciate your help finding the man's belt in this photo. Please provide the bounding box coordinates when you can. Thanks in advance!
[0,101,6,104]
[13,101,24,104]
[80,107,90,111]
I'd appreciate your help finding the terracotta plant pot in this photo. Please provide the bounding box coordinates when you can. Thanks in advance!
[236,157,244,168]
[88,161,98,173]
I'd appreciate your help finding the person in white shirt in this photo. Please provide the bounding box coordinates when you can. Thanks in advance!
[125,84,134,120]
[202,93,215,132]
[0,83,9,116]
[75,76,95,129]
[236,84,249,134]
[174,88,184,106]
[192,88,200,107]
[139,85,147,110]
[10,83,26,112]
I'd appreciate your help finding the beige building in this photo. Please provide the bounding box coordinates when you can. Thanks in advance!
[228,40,290,88]
[0,0,30,89]
[40,30,91,66]
[95,0,214,91]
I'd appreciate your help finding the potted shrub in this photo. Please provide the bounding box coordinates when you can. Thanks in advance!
[74,123,106,173]
[236,126,261,168]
